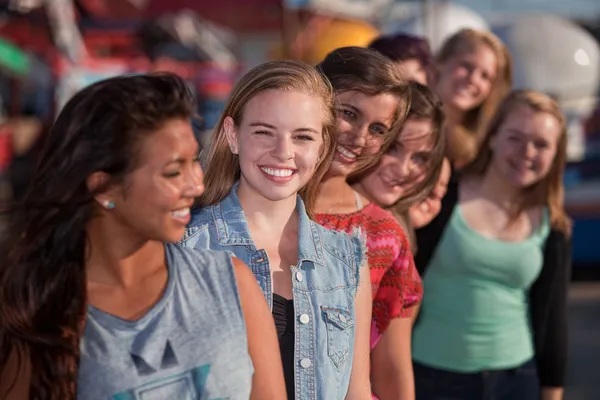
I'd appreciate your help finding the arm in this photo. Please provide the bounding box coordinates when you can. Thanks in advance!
[371,317,415,400]
[529,232,571,397]
[232,258,287,400]
[0,346,31,399]
[346,263,373,400]
[370,236,421,400]
[542,388,564,400]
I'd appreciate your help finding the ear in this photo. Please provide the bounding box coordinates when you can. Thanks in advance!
[223,117,239,155]
[87,171,118,209]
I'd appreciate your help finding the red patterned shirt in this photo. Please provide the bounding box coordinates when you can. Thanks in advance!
[316,203,423,348]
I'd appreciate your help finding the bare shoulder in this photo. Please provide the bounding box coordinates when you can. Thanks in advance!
[231,258,261,298]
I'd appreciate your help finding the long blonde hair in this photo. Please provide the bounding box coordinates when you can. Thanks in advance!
[463,90,571,235]
[436,28,513,167]
[198,60,336,217]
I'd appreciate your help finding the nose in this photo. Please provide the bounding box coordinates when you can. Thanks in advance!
[185,164,205,197]
[524,142,537,159]
[391,153,412,183]
[271,136,293,161]
[348,124,370,149]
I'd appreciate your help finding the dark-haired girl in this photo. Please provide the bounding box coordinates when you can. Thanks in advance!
[0,73,285,399]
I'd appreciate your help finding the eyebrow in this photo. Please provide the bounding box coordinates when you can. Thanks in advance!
[163,146,200,167]
[248,121,320,134]
[341,103,391,131]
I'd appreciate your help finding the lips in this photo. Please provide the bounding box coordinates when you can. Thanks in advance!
[258,165,297,183]
[171,207,191,224]
[336,145,359,163]
[509,160,534,173]
[259,167,295,177]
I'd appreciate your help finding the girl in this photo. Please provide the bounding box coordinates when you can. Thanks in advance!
[313,47,419,400]
[0,74,285,399]
[434,28,512,169]
[368,33,432,85]
[180,60,372,399]
[409,157,452,230]
[413,90,571,400]
[350,82,446,250]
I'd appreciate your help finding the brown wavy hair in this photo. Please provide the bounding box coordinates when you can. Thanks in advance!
[197,60,336,217]
[435,28,513,167]
[317,46,412,176]
[351,82,446,251]
[462,90,571,235]
[0,73,196,399]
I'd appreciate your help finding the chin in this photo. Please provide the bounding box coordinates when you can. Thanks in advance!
[258,188,299,202]
[328,162,354,177]
[377,195,398,208]
[508,176,536,189]
[159,226,187,243]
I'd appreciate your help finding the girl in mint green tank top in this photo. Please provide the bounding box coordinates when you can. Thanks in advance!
[413,90,572,400]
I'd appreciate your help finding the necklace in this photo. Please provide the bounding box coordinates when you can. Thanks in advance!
[325,184,356,214]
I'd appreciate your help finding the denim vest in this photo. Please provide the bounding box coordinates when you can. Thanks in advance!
[179,185,366,399]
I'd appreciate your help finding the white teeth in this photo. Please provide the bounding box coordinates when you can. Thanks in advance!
[260,167,294,177]
[171,208,190,218]
[337,145,357,159]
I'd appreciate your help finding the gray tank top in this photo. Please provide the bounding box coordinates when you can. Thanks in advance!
[77,244,253,400]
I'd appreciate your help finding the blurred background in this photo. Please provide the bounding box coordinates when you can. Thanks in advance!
[0,0,597,397]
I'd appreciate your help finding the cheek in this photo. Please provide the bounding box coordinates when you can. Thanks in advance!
[538,152,557,174]
[364,137,385,155]
[479,81,493,99]
[336,118,352,135]
[300,143,323,169]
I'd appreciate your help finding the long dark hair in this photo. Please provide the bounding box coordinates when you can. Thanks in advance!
[317,46,411,175]
[368,33,432,69]
[0,73,195,399]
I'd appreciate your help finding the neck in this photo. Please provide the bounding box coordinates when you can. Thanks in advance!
[86,216,165,288]
[445,106,464,127]
[314,174,354,213]
[350,181,369,203]
[479,166,521,210]
[237,181,298,235]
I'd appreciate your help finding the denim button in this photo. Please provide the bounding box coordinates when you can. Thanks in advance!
[339,314,347,323]
[300,358,312,368]
[300,314,310,324]
[295,271,303,282]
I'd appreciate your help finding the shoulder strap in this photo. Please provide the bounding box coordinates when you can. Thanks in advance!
[353,190,364,209]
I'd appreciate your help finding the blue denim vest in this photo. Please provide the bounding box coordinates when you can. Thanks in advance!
[179,184,366,399]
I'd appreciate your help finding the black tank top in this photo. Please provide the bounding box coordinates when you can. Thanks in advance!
[272,293,295,400]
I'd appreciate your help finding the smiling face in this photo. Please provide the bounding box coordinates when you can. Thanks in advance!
[489,105,562,188]
[104,118,205,243]
[409,157,451,228]
[329,90,398,178]
[355,118,435,207]
[436,44,497,117]
[225,89,325,203]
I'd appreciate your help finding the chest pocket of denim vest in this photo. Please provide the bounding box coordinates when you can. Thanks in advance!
[321,306,354,369]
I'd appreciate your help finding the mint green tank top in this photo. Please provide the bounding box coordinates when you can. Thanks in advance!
[412,206,550,372]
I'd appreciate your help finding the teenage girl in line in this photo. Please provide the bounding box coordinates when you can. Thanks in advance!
[350,82,446,251]
[413,90,571,400]
[0,74,285,399]
[433,28,512,170]
[313,47,420,400]
[180,60,373,399]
